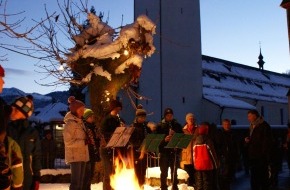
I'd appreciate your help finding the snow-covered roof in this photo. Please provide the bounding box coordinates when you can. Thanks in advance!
[202,55,290,108]
[31,102,68,123]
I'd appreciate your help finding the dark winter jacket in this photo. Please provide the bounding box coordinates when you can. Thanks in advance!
[130,121,154,148]
[0,97,10,131]
[100,114,122,147]
[83,121,101,162]
[216,128,239,178]
[156,118,183,153]
[41,137,56,168]
[7,119,42,190]
[247,117,273,163]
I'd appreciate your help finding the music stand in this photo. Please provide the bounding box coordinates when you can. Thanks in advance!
[140,133,165,154]
[139,133,165,180]
[106,127,135,164]
[165,133,193,187]
[165,133,193,149]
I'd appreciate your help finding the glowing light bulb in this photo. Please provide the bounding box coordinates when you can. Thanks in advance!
[124,50,129,56]
[58,65,64,71]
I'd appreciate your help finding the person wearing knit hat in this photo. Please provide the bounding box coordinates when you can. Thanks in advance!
[192,122,219,190]
[135,104,147,117]
[185,113,195,120]
[68,96,85,115]
[164,107,173,117]
[130,104,155,186]
[83,109,94,121]
[63,96,89,190]
[7,96,41,190]
[82,108,101,188]
[10,96,34,119]
[156,107,183,190]
[100,98,125,190]
[109,99,122,112]
[180,113,198,187]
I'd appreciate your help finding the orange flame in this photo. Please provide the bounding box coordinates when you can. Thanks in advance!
[110,150,142,190]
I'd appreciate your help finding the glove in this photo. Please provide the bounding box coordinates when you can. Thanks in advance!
[32,180,40,190]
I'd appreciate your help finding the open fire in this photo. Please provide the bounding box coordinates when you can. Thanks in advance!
[110,151,142,190]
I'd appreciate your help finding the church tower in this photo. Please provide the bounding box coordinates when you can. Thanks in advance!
[134,0,203,122]
[257,47,265,70]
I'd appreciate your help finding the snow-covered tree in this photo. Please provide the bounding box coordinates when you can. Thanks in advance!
[0,0,156,123]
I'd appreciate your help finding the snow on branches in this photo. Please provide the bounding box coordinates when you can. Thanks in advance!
[66,13,156,85]
[0,0,156,111]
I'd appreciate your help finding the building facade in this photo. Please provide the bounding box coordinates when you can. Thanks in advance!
[131,0,203,123]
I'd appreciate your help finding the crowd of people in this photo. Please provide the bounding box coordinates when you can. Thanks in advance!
[61,91,290,190]
[1,63,290,190]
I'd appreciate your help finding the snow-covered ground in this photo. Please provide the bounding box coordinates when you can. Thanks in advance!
[40,167,194,190]
[40,183,194,190]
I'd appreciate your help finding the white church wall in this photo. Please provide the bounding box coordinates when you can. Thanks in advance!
[255,101,288,125]
[200,99,221,124]
[201,97,288,126]
[135,0,203,122]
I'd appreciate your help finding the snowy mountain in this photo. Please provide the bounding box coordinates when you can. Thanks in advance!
[1,87,27,104]
[0,87,70,124]
[0,87,68,109]
[46,91,70,105]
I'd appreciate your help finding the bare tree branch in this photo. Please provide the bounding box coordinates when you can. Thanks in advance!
[0,0,156,120]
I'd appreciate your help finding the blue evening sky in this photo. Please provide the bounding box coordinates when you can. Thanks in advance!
[1,0,289,94]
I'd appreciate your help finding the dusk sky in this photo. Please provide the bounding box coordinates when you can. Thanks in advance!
[1,0,289,94]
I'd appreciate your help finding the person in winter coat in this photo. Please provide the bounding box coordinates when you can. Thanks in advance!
[7,96,42,190]
[100,99,124,190]
[216,119,239,190]
[41,128,56,169]
[244,109,273,190]
[180,113,198,188]
[0,64,24,190]
[156,108,183,190]
[0,124,23,190]
[129,105,156,187]
[193,122,219,190]
[0,65,9,134]
[83,108,101,188]
[63,96,90,190]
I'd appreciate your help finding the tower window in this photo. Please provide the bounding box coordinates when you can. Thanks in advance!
[280,108,284,125]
